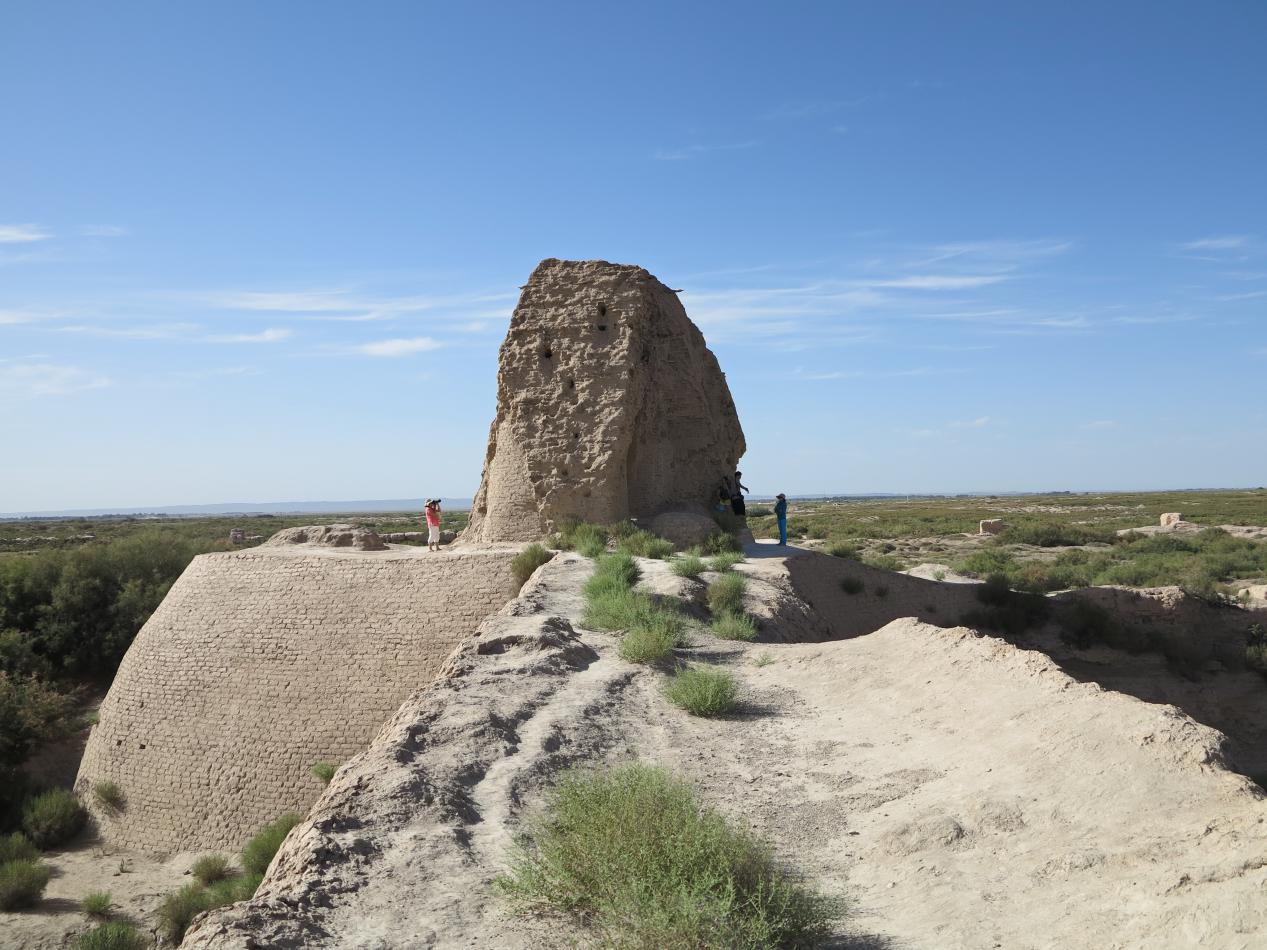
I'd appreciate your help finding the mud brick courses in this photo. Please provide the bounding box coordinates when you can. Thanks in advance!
[75,545,521,853]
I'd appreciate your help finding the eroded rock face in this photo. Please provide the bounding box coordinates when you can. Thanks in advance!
[464,259,745,543]
[262,523,386,550]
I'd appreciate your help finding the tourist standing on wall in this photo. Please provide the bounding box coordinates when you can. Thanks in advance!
[730,471,750,517]
[425,499,442,551]
[774,493,788,545]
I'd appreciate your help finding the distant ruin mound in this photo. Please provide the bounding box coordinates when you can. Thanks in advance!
[262,523,386,550]
[463,259,745,543]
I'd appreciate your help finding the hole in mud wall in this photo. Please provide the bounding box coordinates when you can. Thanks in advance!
[540,346,553,360]
[596,324,607,332]
[598,303,608,317]
[566,379,575,390]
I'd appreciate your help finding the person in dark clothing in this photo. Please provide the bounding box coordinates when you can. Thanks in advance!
[730,470,749,517]
[774,492,788,545]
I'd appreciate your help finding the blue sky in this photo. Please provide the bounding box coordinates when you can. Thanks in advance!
[2,1,1265,511]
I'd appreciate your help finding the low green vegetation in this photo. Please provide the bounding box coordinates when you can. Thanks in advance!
[0,855,51,910]
[511,543,554,587]
[21,788,87,848]
[1245,623,1266,676]
[710,611,758,642]
[583,552,685,663]
[960,574,1051,636]
[157,813,294,942]
[81,889,113,917]
[665,665,739,717]
[549,519,609,558]
[241,813,302,876]
[0,831,38,864]
[73,922,148,950]
[93,780,124,811]
[752,652,775,667]
[701,530,743,555]
[669,554,706,579]
[839,576,864,595]
[191,853,233,885]
[310,761,337,785]
[707,551,743,573]
[706,573,746,616]
[618,530,675,560]
[497,763,833,947]
[827,542,859,559]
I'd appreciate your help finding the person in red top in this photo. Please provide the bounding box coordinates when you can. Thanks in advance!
[424,499,442,551]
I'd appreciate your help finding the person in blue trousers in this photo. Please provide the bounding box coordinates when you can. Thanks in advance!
[774,493,788,545]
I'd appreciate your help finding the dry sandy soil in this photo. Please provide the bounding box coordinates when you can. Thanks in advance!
[183,545,1267,950]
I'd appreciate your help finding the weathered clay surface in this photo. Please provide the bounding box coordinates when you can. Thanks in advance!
[74,545,521,853]
[185,545,1267,949]
[464,259,745,542]
[649,510,719,548]
[262,523,386,550]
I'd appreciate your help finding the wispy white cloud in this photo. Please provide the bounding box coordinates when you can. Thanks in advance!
[653,141,758,161]
[0,224,51,243]
[908,239,1072,270]
[866,274,1008,290]
[1182,235,1251,251]
[205,328,293,343]
[793,366,952,381]
[351,336,444,357]
[56,322,202,340]
[1215,289,1267,302]
[949,416,990,429]
[0,361,111,398]
[195,287,515,323]
[80,225,128,237]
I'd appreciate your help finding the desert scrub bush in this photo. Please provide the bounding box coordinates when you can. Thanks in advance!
[0,832,38,864]
[666,665,739,717]
[511,543,553,587]
[707,573,747,616]
[605,519,639,541]
[702,530,743,555]
[862,554,904,572]
[839,576,864,595]
[81,889,113,917]
[874,584,890,599]
[93,780,124,811]
[617,613,683,664]
[752,652,775,667]
[827,542,859,559]
[956,548,1019,579]
[708,551,743,573]
[710,611,758,642]
[960,574,1050,636]
[996,521,1115,547]
[192,853,233,885]
[0,857,51,910]
[156,882,212,944]
[73,922,147,950]
[241,813,302,876]
[311,761,336,785]
[618,530,675,560]
[497,763,833,947]
[669,554,706,579]
[552,520,609,558]
[22,787,87,848]
[1246,624,1267,676]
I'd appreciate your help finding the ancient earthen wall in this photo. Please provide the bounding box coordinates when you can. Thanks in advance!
[464,258,746,542]
[75,545,521,853]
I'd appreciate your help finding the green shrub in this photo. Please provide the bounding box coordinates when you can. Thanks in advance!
[207,870,262,904]
[747,505,773,518]
[827,542,859,559]
[605,520,639,540]
[707,573,747,616]
[0,671,81,772]
[497,763,833,946]
[156,882,213,944]
[874,584,889,599]
[240,813,302,876]
[710,612,757,642]
[583,551,640,597]
[192,853,233,885]
[708,551,743,573]
[93,780,124,811]
[511,543,553,587]
[666,665,739,717]
[1246,624,1267,676]
[839,576,864,595]
[956,548,1019,579]
[669,555,706,579]
[752,652,775,668]
[81,889,113,917]
[998,521,1115,547]
[618,620,680,664]
[702,530,743,555]
[0,857,51,910]
[22,788,87,848]
[960,574,1051,636]
[862,554,904,572]
[618,530,675,560]
[0,832,37,864]
[74,921,147,950]
[311,761,336,785]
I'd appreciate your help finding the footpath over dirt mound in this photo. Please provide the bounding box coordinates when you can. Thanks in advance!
[187,550,1267,950]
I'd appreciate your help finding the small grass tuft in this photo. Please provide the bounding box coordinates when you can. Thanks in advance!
[511,543,554,587]
[669,554,706,579]
[81,890,113,918]
[0,858,51,910]
[93,780,124,811]
[618,530,675,559]
[497,763,833,946]
[73,921,147,950]
[192,853,233,886]
[311,761,337,785]
[666,665,739,717]
[828,542,859,559]
[752,652,775,667]
[241,813,302,876]
[21,788,87,848]
[155,883,211,944]
[0,832,38,865]
[874,584,890,599]
[708,551,743,573]
[839,576,864,595]
[707,573,747,616]
[711,612,758,642]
